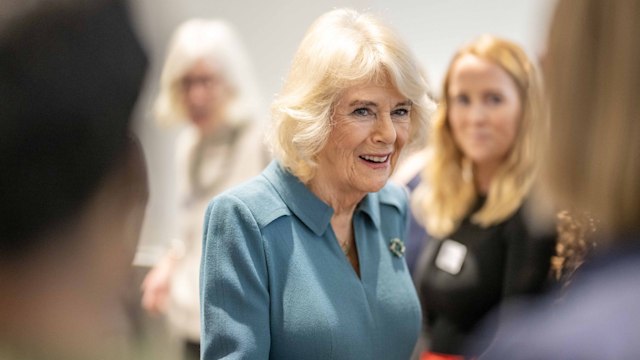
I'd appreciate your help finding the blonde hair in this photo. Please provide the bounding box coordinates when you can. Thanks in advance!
[413,35,545,238]
[543,0,640,237]
[269,8,435,183]
[154,19,263,127]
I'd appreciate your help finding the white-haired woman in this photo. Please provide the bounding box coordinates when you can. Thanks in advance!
[141,19,269,359]
[200,8,434,359]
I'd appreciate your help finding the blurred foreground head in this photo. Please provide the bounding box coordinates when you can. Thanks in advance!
[0,0,148,358]
[543,0,640,239]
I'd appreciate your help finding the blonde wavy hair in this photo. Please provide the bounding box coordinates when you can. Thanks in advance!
[413,35,545,238]
[269,8,435,183]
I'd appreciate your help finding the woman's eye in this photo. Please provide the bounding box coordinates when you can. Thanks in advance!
[353,108,372,116]
[391,108,411,123]
[452,95,469,105]
[486,93,503,104]
[392,108,410,117]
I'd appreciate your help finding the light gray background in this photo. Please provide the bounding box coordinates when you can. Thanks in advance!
[129,0,557,264]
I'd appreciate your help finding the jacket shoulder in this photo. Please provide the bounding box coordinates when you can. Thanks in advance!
[208,174,290,229]
[377,181,408,215]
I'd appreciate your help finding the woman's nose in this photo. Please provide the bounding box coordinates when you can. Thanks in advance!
[185,85,210,107]
[373,113,397,144]
[468,104,488,124]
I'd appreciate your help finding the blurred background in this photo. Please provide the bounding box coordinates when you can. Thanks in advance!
[129,0,557,265]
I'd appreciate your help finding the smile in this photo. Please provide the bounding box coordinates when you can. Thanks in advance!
[359,154,390,163]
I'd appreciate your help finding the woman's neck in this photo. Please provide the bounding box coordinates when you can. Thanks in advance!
[195,110,227,137]
[308,174,363,276]
[307,177,364,218]
[473,161,501,195]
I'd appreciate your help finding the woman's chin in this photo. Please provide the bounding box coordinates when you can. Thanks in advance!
[360,178,389,194]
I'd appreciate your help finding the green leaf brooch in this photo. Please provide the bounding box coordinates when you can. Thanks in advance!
[389,238,406,257]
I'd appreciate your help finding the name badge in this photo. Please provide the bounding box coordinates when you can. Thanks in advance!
[435,239,467,275]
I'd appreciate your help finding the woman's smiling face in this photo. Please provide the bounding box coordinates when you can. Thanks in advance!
[312,81,412,197]
[447,54,522,170]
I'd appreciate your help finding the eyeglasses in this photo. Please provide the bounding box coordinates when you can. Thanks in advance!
[180,75,221,91]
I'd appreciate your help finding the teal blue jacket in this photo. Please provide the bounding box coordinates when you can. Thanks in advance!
[200,161,421,359]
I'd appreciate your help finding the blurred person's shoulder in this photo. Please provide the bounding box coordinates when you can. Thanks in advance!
[477,240,640,359]
[176,125,199,147]
[237,117,271,160]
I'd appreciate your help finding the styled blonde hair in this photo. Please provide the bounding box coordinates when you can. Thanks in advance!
[413,35,545,238]
[269,8,435,183]
[543,0,640,237]
[154,19,263,127]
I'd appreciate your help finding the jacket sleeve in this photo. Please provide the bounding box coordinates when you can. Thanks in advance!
[200,193,270,359]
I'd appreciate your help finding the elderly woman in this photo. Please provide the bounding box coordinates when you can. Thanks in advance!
[200,8,434,360]
[141,19,268,359]
[411,35,555,358]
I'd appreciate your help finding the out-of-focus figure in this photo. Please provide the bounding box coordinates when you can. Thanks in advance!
[140,18,269,360]
[0,0,149,359]
[477,1,640,358]
[410,35,555,359]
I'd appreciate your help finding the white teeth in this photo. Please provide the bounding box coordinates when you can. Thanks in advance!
[360,154,389,163]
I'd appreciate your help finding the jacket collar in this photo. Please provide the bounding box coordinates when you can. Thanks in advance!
[264,161,333,236]
[263,160,387,234]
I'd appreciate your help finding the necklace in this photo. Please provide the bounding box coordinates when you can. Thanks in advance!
[343,238,360,276]
[340,238,352,256]
[188,124,242,199]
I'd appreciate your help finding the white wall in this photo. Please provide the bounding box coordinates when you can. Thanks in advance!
[374,0,556,92]
[129,0,557,264]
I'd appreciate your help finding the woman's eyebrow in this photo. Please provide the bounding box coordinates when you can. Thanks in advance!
[395,100,412,107]
[348,100,377,107]
[347,99,412,107]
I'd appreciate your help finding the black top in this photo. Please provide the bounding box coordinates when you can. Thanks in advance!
[417,196,555,355]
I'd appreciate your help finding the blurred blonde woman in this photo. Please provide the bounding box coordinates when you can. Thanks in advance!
[141,19,269,360]
[411,35,555,359]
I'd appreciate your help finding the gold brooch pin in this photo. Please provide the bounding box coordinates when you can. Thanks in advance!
[389,238,405,257]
